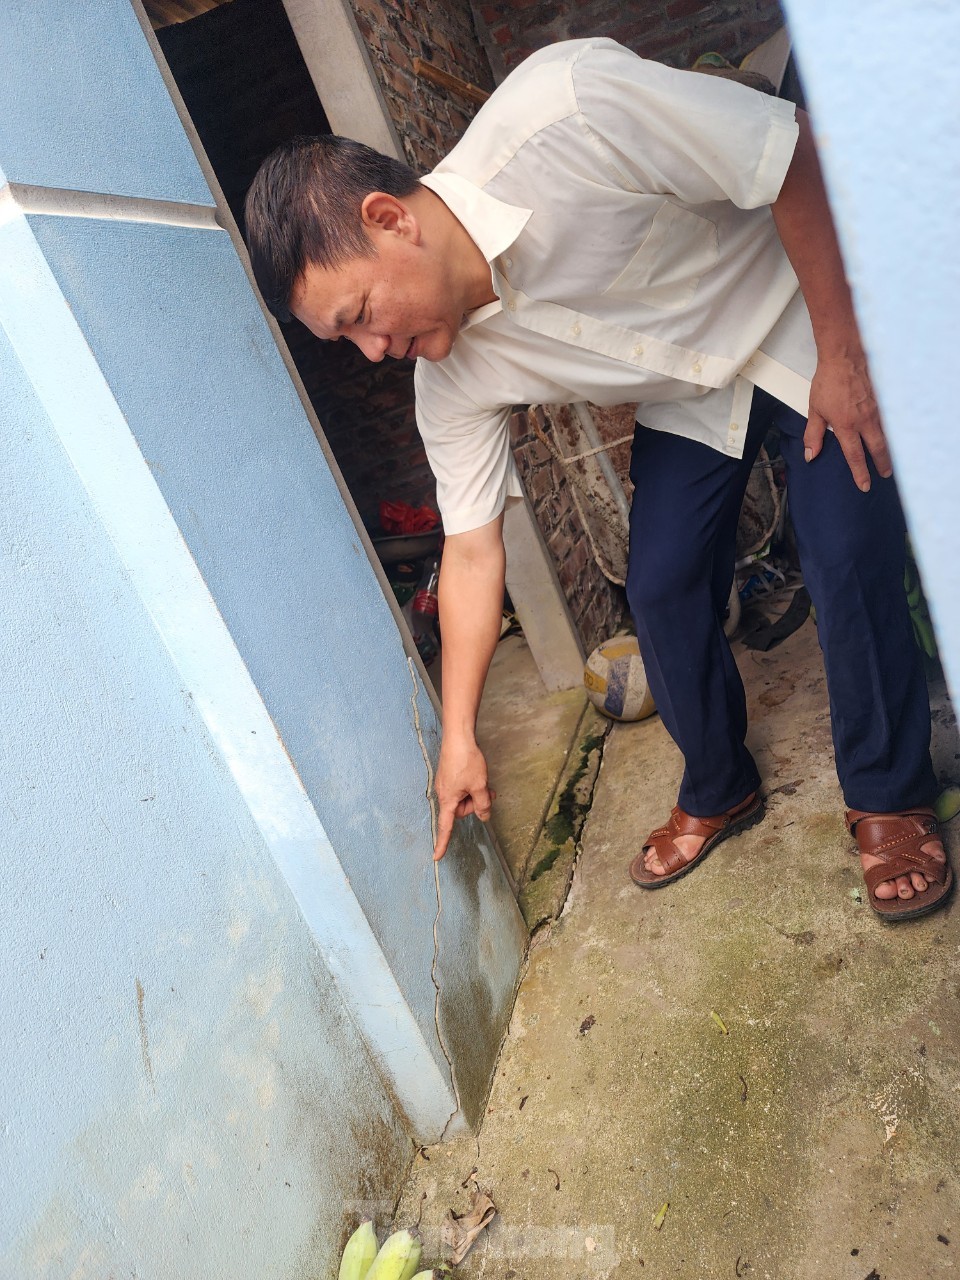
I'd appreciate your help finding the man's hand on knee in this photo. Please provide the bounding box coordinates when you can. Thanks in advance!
[804,348,893,492]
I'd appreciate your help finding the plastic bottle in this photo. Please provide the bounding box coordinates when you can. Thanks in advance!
[409,554,440,664]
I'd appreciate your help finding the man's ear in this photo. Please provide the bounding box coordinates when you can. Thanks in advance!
[360,192,420,243]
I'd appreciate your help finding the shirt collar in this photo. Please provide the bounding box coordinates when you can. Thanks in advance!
[420,171,531,265]
[420,171,531,332]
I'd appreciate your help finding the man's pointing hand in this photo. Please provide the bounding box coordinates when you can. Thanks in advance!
[433,737,497,860]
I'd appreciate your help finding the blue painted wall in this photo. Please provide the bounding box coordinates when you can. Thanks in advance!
[782,0,960,706]
[0,0,527,1274]
[25,211,510,1070]
[0,1,211,204]
[0,323,411,1278]
[22,204,525,1124]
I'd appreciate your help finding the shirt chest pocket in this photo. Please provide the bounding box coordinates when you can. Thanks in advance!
[603,202,719,311]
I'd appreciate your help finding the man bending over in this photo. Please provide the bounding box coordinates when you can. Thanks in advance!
[245,38,950,921]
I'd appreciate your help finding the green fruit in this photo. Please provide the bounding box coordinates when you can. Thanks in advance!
[913,613,937,659]
[339,1220,379,1280]
[366,1229,423,1280]
[935,786,960,824]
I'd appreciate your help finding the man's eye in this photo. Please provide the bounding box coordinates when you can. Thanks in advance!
[355,308,365,325]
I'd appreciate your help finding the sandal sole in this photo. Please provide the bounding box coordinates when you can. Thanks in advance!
[630,797,766,890]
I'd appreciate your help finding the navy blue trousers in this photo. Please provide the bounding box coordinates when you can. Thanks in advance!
[626,388,937,816]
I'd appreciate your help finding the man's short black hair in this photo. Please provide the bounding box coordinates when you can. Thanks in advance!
[244,135,420,321]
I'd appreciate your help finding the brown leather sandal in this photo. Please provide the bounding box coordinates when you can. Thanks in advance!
[630,792,765,889]
[846,807,953,921]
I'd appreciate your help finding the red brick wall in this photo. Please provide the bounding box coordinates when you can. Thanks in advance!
[347,0,496,171]
[510,406,627,653]
[472,0,786,82]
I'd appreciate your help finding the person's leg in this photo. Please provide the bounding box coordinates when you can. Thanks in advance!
[774,400,945,905]
[626,396,773,878]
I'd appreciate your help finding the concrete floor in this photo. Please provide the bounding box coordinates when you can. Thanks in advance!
[400,615,960,1280]
[475,633,588,885]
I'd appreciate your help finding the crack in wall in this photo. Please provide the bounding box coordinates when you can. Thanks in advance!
[407,656,463,1141]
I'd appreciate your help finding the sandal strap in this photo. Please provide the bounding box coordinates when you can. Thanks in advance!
[846,807,938,853]
[846,807,946,886]
[643,829,691,876]
[642,795,759,874]
[863,853,948,895]
[668,795,758,840]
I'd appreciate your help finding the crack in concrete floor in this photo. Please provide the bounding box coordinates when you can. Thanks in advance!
[398,621,960,1279]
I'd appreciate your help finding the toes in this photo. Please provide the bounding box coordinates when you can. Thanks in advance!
[921,838,947,864]
[896,875,916,899]
[868,869,936,900]
[872,877,899,900]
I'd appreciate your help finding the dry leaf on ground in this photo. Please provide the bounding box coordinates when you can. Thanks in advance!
[441,1187,497,1264]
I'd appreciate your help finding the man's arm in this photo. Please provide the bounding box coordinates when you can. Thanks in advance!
[771,108,892,492]
[432,514,506,860]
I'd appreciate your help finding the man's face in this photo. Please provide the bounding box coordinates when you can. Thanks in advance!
[289,207,465,364]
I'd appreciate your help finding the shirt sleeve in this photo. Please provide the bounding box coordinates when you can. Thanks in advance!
[570,39,799,210]
[414,360,523,535]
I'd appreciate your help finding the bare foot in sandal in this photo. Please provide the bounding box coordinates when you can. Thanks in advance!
[847,808,952,920]
[630,792,763,889]
[863,835,946,901]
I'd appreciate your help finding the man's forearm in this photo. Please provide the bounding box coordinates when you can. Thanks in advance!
[438,522,506,742]
[771,108,891,488]
[771,109,858,358]
[431,519,506,858]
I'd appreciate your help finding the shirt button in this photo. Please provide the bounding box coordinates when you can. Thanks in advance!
[730,423,739,431]
[633,344,644,356]
[572,323,581,336]
[507,300,516,311]
[692,362,702,374]
[505,256,513,268]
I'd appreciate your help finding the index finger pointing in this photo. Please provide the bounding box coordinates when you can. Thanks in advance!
[433,805,455,861]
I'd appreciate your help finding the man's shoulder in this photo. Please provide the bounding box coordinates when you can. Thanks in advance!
[433,39,625,187]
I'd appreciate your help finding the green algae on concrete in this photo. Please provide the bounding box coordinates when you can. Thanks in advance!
[519,709,611,930]
[476,634,589,887]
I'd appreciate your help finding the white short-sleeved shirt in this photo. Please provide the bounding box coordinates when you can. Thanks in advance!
[413,38,818,536]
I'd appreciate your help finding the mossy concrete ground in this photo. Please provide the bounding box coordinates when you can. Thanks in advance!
[475,633,589,889]
[398,617,960,1279]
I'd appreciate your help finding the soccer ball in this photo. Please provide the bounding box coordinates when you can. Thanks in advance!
[583,635,657,722]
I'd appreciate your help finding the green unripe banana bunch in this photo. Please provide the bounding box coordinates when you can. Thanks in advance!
[365,1228,423,1280]
[338,1221,378,1280]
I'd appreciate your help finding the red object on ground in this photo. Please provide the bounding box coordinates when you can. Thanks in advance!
[379,500,440,534]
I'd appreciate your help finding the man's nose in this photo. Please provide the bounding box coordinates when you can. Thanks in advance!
[351,331,390,362]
